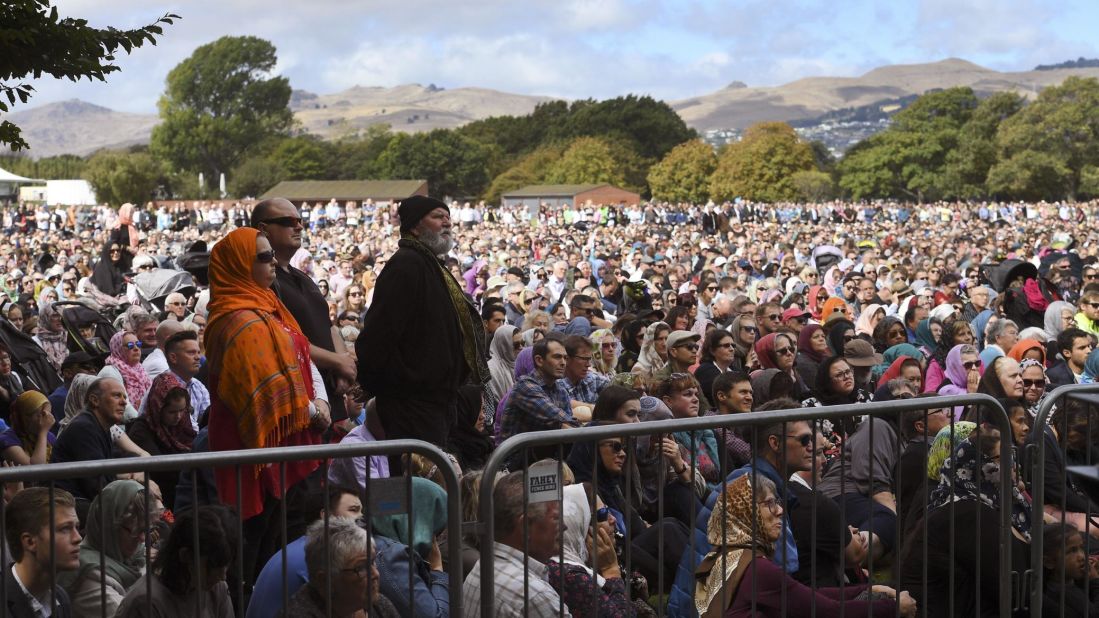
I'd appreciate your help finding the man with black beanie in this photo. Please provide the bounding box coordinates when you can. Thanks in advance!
[356,196,489,465]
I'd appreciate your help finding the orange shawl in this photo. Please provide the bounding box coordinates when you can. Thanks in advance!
[205,228,310,451]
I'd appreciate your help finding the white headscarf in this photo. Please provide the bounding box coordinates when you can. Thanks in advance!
[559,484,605,586]
[486,325,519,403]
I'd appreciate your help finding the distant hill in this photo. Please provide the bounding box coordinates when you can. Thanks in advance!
[8,58,1099,157]
[1035,57,1099,71]
[6,99,160,158]
[673,58,1099,131]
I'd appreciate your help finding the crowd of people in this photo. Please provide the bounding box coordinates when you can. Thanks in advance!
[1,195,1099,616]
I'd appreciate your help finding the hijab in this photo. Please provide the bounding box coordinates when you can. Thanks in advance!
[105,331,151,409]
[927,436,1031,540]
[513,347,535,380]
[753,333,781,370]
[914,319,939,355]
[61,374,96,432]
[821,297,848,322]
[728,315,754,360]
[797,324,827,363]
[1007,339,1045,366]
[143,373,196,453]
[566,423,625,516]
[10,391,52,461]
[487,325,519,402]
[76,480,147,589]
[448,383,493,471]
[634,322,669,375]
[971,309,994,349]
[926,421,977,480]
[559,484,606,586]
[1044,301,1075,339]
[34,302,68,371]
[371,477,448,557]
[807,285,826,321]
[854,303,884,336]
[826,319,855,356]
[938,344,973,397]
[694,475,773,616]
[1083,348,1099,384]
[874,343,923,381]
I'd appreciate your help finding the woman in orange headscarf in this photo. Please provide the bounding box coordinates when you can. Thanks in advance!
[204,228,331,523]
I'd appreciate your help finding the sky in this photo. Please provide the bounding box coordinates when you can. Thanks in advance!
[19,0,1099,114]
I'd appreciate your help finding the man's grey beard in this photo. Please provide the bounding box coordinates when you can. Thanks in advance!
[417,229,454,255]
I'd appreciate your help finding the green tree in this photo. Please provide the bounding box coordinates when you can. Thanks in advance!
[709,122,815,202]
[150,36,293,181]
[991,76,1099,199]
[790,170,835,202]
[82,150,162,206]
[483,143,566,205]
[0,153,85,179]
[228,156,284,198]
[1,1,177,151]
[268,135,331,180]
[1080,165,1099,198]
[986,150,1071,201]
[544,137,625,186]
[330,124,392,179]
[941,92,1025,198]
[375,129,496,198]
[547,95,695,160]
[647,139,716,202]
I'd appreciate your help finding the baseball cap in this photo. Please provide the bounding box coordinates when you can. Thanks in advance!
[781,308,811,322]
[843,339,883,367]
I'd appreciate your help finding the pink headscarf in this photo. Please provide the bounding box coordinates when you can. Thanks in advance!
[105,331,152,407]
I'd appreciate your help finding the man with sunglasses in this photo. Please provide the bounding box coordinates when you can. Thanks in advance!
[1073,290,1099,336]
[252,198,356,428]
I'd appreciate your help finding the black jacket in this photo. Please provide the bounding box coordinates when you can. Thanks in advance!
[356,240,473,402]
[3,567,72,618]
[1047,361,1078,388]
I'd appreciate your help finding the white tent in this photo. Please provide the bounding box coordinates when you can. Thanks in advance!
[0,166,42,198]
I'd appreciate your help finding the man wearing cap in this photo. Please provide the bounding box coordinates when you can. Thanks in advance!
[781,308,811,335]
[357,196,489,460]
[843,339,882,394]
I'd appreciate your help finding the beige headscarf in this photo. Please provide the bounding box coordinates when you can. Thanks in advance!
[694,475,774,617]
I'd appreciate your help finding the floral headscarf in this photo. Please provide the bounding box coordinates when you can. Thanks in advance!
[927,436,1031,540]
[694,475,773,615]
[105,331,151,408]
[35,302,68,371]
[590,329,618,376]
[634,321,669,376]
[144,373,196,453]
[925,421,976,480]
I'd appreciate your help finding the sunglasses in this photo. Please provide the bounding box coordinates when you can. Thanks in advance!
[600,441,625,454]
[1022,379,1046,388]
[124,341,142,350]
[262,216,303,228]
[774,346,794,356]
[676,343,700,352]
[1085,302,1099,309]
[596,506,611,522]
[766,314,781,322]
[1085,273,1099,281]
[741,326,759,334]
[256,250,275,263]
[963,360,980,370]
[784,433,813,447]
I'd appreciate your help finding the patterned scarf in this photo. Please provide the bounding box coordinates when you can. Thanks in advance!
[399,234,490,385]
[105,331,151,409]
[928,436,1032,540]
[144,373,196,453]
[695,475,773,616]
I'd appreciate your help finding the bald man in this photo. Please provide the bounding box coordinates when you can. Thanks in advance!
[142,319,185,380]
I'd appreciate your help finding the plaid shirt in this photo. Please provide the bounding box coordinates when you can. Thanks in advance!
[499,373,577,443]
[556,371,610,405]
[462,542,573,618]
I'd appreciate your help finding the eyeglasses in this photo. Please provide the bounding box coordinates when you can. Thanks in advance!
[842,334,856,343]
[1086,302,1099,309]
[1023,379,1046,389]
[740,326,759,335]
[596,506,611,522]
[262,216,304,228]
[1085,273,1099,281]
[348,291,363,297]
[570,355,593,362]
[716,342,735,349]
[341,560,374,579]
[255,250,275,263]
[705,286,717,291]
[513,342,524,352]
[758,497,783,516]
[774,346,794,356]
[765,314,781,322]
[783,433,813,447]
[831,368,853,380]
[600,441,625,453]
[676,343,700,352]
[124,341,142,350]
[963,360,980,370]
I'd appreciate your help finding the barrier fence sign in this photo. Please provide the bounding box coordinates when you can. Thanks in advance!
[527,459,562,503]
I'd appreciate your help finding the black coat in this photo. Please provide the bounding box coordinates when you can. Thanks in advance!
[356,240,473,403]
[3,567,71,618]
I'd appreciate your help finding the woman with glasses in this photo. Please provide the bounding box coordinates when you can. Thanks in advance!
[341,284,367,315]
[204,227,330,580]
[98,331,150,423]
[754,332,808,399]
[729,315,759,370]
[1019,358,1050,417]
[697,475,912,618]
[589,328,619,378]
[695,330,739,406]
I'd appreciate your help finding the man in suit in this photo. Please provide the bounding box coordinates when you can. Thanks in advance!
[4,487,81,617]
[1049,327,1094,388]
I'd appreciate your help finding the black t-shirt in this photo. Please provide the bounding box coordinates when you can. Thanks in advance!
[787,481,851,589]
[273,265,346,421]
[51,411,113,501]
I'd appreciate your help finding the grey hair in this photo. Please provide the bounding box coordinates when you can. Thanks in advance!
[959,344,979,356]
[304,516,370,585]
[506,282,525,297]
[886,378,917,398]
[493,465,553,542]
[987,318,1018,344]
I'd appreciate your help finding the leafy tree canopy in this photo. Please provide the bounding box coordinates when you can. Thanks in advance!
[709,122,815,202]
[647,139,717,203]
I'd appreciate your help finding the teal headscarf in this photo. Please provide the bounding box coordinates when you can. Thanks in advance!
[874,343,924,381]
[1083,348,1099,384]
[371,477,447,557]
[914,319,939,354]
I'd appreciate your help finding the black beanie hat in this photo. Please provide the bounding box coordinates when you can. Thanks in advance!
[398,196,448,233]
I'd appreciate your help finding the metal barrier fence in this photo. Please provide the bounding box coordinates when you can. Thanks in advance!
[476,394,1017,618]
[1028,382,1099,618]
[0,439,463,618]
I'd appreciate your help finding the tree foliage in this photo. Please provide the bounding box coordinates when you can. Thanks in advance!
[375,130,496,198]
[82,150,163,206]
[483,143,567,205]
[544,137,626,187]
[647,139,716,203]
[0,1,178,151]
[0,154,85,179]
[228,156,284,199]
[150,35,293,181]
[709,122,815,202]
[941,92,1025,198]
[790,170,836,202]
